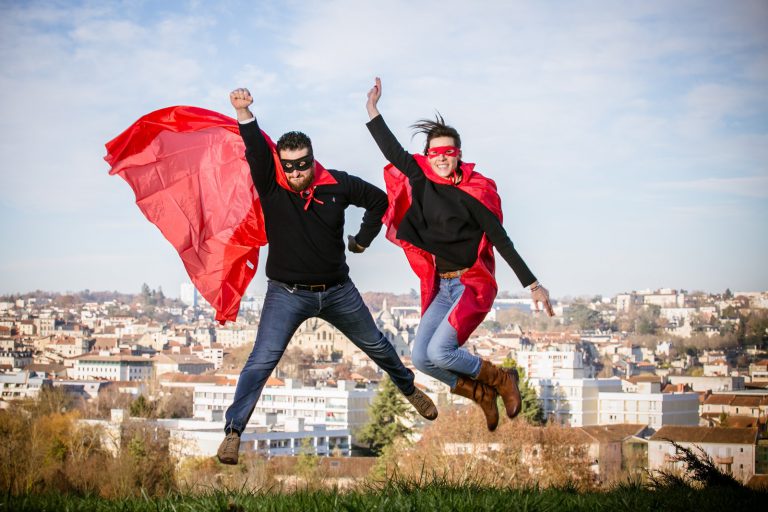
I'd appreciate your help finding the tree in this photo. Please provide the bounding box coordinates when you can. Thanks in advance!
[155,389,192,419]
[357,376,414,455]
[501,358,545,425]
[295,437,321,487]
[129,395,154,418]
[566,303,601,331]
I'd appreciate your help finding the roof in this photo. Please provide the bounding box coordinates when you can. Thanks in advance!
[152,353,211,365]
[649,426,758,445]
[25,363,67,374]
[703,394,735,405]
[77,354,152,363]
[577,424,647,444]
[628,375,662,383]
[747,474,768,490]
[704,394,768,407]
[159,373,236,385]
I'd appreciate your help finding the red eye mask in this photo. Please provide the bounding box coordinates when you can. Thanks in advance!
[427,146,460,158]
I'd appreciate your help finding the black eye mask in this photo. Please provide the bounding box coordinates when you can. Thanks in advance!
[280,154,314,172]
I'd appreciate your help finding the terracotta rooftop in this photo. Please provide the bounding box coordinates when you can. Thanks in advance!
[703,394,735,405]
[628,375,662,383]
[649,426,758,444]
[159,373,236,385]
[747,474,768,490]
[578,424,647,444]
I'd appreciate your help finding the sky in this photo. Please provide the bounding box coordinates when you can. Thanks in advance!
[0,0,766,300]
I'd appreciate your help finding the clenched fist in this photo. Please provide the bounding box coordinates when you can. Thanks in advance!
[347,235,366,254]
[230,88,253,110]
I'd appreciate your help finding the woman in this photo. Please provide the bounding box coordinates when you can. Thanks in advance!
[365,77,554,431]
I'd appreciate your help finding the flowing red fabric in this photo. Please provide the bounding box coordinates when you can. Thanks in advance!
[104,105,335,323]
[383,156,501,344]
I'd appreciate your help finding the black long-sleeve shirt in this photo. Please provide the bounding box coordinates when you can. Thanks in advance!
[366,114,536,288]
[241,118,387,285]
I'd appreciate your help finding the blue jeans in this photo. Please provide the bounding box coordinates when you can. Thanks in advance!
[411,277,482,389]
[224,278,415,434]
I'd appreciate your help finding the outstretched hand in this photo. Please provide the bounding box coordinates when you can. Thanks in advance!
[366,77,382,119]
[531,284,555,317]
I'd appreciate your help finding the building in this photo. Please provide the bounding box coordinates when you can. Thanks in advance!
[667,375,745,393]
[575,424,649,483]
[530,377,623,426]
[214,325,258,348]
[749,360,768,382]
[74,354,154,381]
[0,371,51,401]
[0,349,33,369]
[193,379,375,432]
[597,382,700,429]
[46,335,92,358]
[159,418,353,458]
[700,392,768,427]
[180,282,198,307]
[152,353,215,376]
[648,426,758,484]
[516,347,591,380]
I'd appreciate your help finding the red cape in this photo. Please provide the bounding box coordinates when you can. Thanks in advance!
[104,106,336,323]
[383,155,501,344]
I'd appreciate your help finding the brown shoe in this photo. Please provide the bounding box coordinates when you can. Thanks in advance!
[451,376,499,431]
[404,387,438,420]
[476,360,522,419]
[216,431,241,465]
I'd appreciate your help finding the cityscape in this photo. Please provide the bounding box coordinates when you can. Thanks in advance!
[1,283,767,489]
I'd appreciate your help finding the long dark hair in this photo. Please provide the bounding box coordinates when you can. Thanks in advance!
[410,113,461,155]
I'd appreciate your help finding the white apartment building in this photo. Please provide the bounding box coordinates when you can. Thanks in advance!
[198,346,224,369]
[193,379,375,432]
[516,347,591,380]
[29,315,54,337]
[648,426,758,484]
[180,282,198,307]
[0,371,51,401]
[530,377,623,426]
[157,418,353,458]
[598,382,699,429]
[74,354,154,381]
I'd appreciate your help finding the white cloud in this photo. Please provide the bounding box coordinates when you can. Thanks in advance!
[652,176,768,198]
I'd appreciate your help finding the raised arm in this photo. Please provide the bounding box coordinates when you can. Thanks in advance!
[229,88,276,193]
[464,194,555,316]
[365,77,424,181]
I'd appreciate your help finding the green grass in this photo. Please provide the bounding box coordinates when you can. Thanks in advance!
[2,481,766,512]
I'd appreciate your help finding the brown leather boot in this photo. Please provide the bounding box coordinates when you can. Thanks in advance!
[451,376,499,431]
[476,360,522,419]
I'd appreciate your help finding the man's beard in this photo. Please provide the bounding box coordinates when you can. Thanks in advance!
[287,168,315,192]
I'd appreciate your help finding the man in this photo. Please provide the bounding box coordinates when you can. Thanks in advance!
[216,88,437,465]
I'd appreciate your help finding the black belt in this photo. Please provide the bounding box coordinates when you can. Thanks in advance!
[292,283,330,292]
[279,279,347,293]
